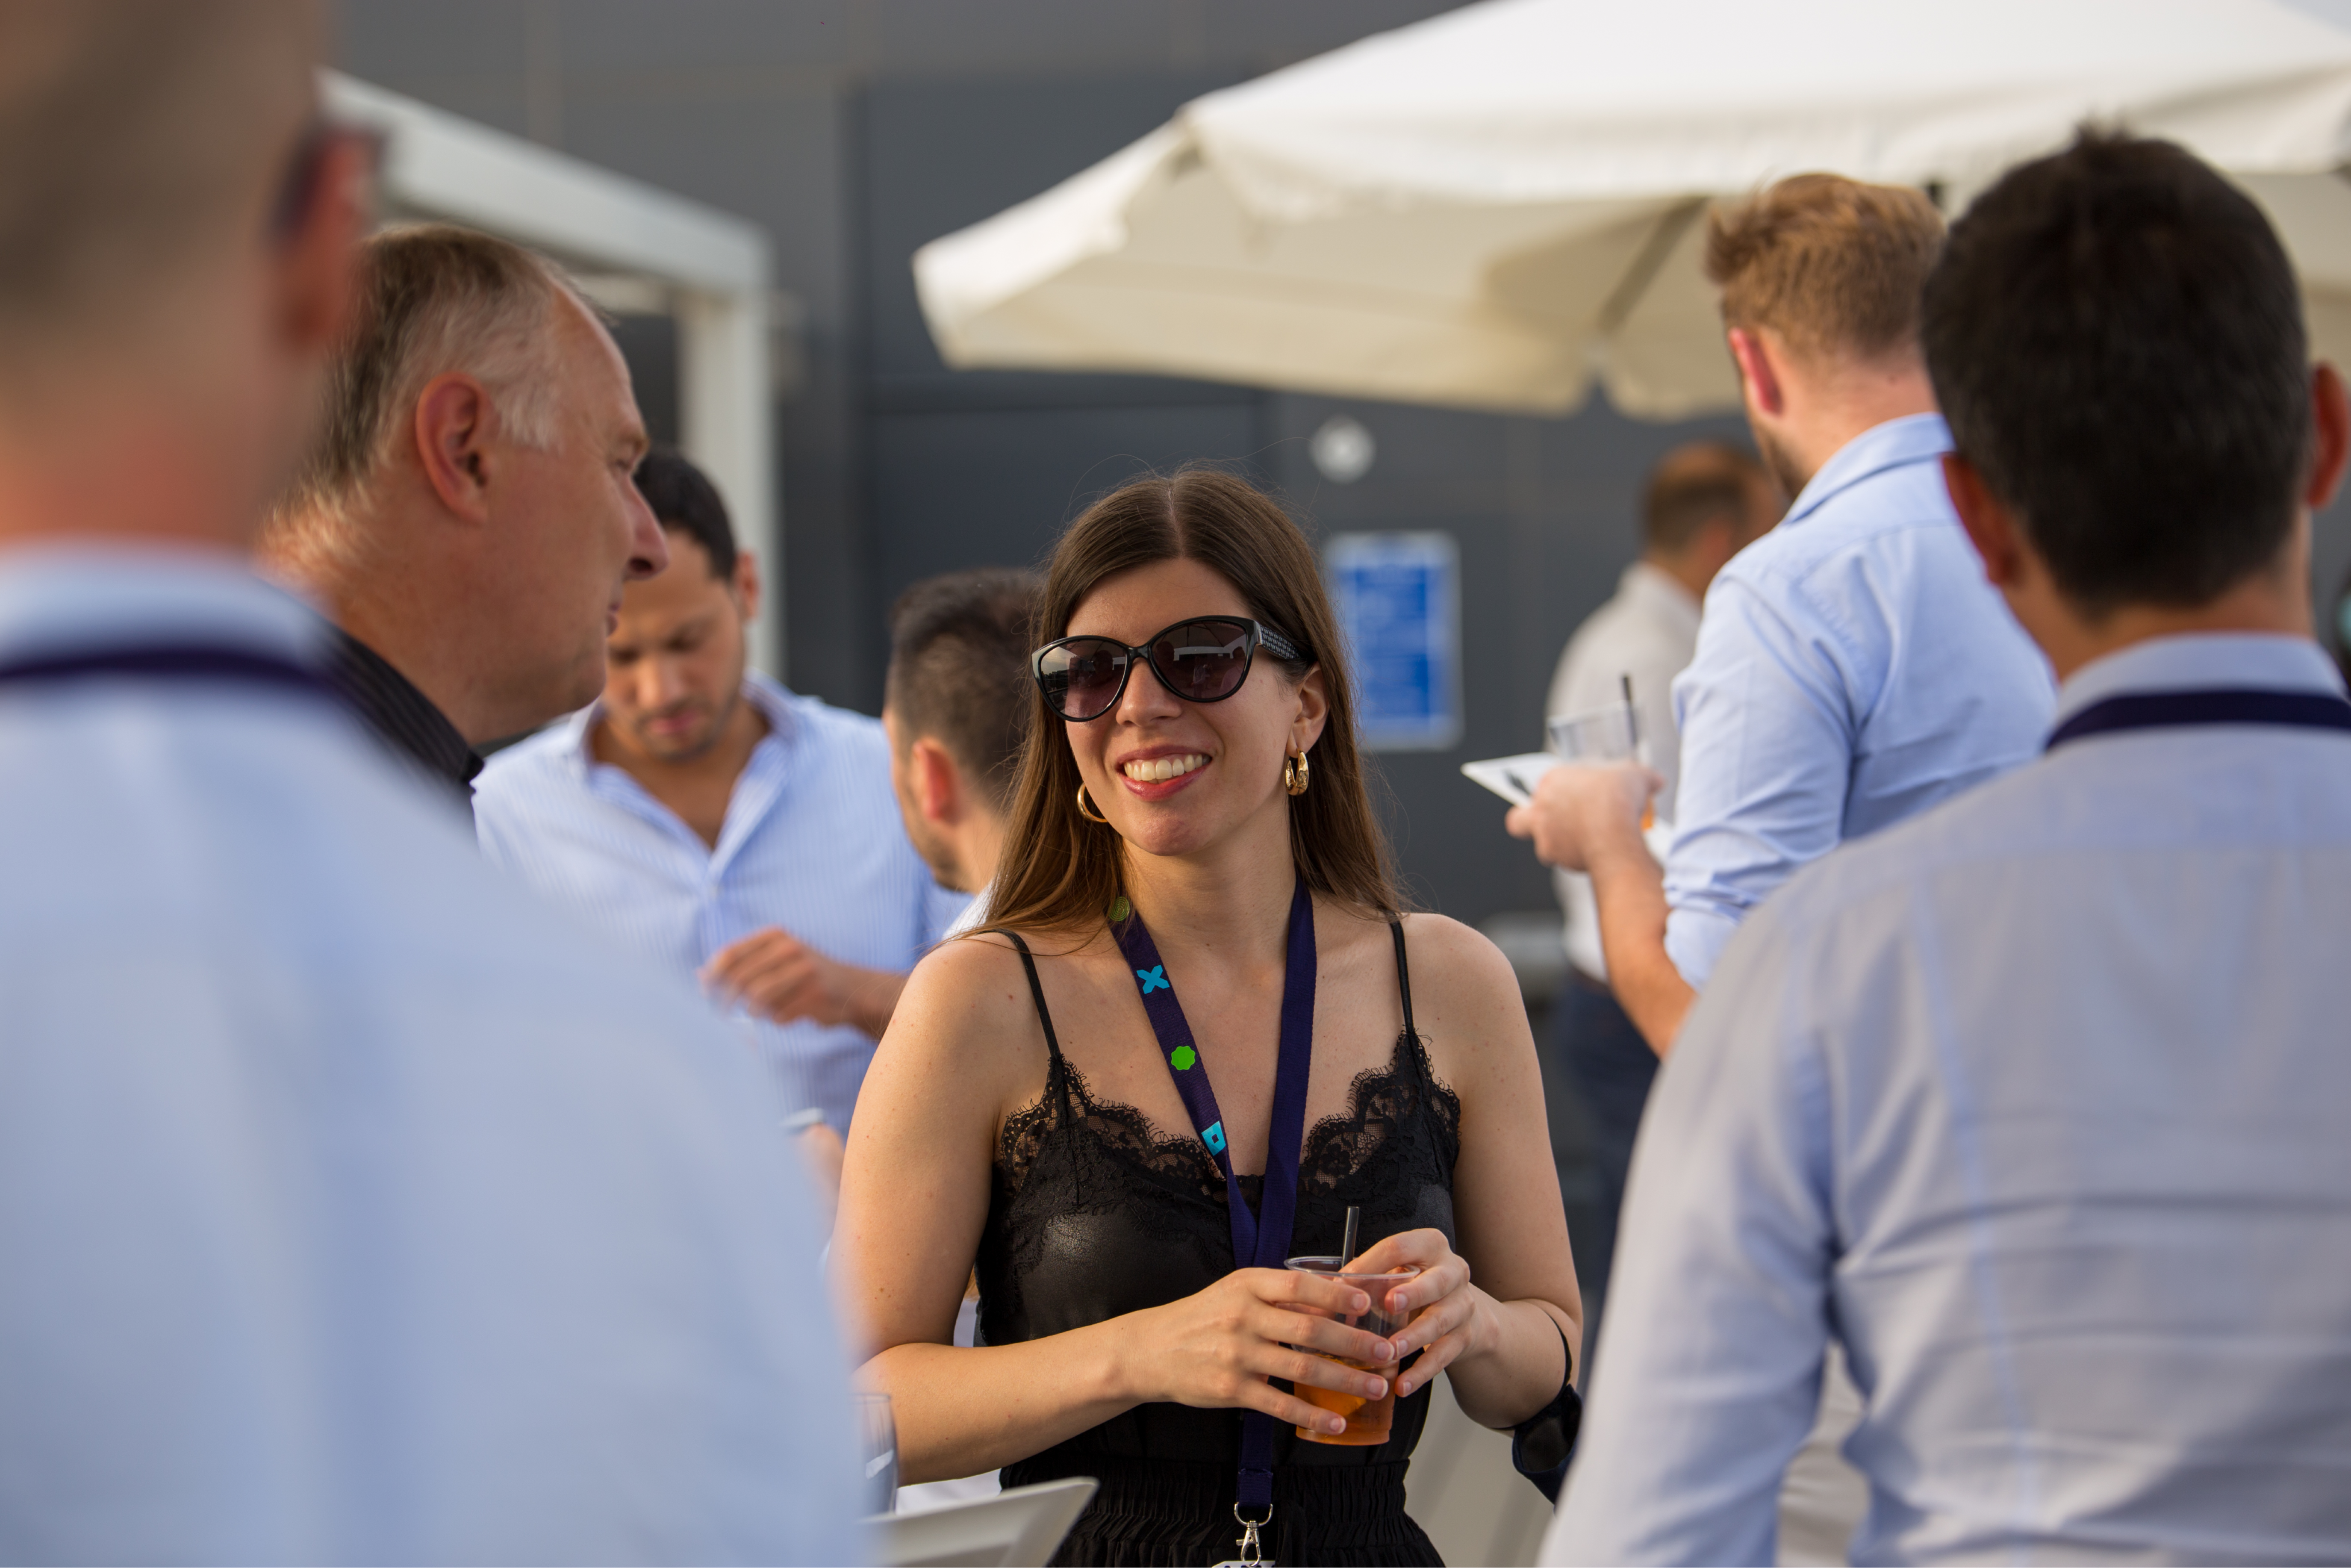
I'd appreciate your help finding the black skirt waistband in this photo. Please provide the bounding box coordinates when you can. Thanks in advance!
[1003,1453,1437,1567]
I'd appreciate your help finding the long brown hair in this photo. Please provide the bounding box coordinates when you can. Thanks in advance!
[983,467,1401,940]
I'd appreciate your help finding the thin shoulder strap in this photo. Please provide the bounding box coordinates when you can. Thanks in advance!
[1003,931,1066,1064]
[1388,916,1417,1038]
[1005,931,1076,1125]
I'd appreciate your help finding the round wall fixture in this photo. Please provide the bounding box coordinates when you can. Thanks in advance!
[1310,415,1376,484]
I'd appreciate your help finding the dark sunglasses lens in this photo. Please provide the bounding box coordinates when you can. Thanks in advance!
[1150,621,1253,704]
[1040,640,1130,719]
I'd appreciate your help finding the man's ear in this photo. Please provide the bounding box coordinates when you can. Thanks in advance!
[1727,327,1785,419]
[273,133,369,359]
[1942,452,2027,591]
[909,736,963,826]
[731,545,763,625]
[412,374,495,523]
[2308,362,2349,512]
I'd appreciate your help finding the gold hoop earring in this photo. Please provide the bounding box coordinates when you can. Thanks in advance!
[1283,751,1311,796]
[1075,784,1111,824]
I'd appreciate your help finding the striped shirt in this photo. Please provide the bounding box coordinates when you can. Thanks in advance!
[474,673,968,1132]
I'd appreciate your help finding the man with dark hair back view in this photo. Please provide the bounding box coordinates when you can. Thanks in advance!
[883,566,1043,922]
[872,566,1040,1515]
[475,449,966,1138]
[0,3,857,1561]
[1547,132,2351,1564]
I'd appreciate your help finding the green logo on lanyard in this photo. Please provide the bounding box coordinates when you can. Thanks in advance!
[1169,1045,1197,1071]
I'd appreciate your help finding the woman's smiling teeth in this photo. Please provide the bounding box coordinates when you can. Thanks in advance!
[1122,752,1207,784]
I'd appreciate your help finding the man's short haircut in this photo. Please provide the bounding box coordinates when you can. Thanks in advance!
[279,224,576,524]
[0,0,314,361]
[1644,441,1763,554]
[1706,174,1945,365]
[886,569,1043,814]
[635,449,738,580]
[1922,131,2309,614]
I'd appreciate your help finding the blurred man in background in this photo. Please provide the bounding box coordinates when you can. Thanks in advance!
[1543,440,1778,1328]
[1510,173,2055,1561]
[882,566,1041,934]
[262,224,671,814]
[0,3,858,1560]
[475,449,964,1135]
[1511,175,2053,1055]
[1550,130,2351,1567]
[877,565,1040,1513]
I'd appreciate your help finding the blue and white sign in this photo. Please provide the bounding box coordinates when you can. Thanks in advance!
[1325,531,1462,752]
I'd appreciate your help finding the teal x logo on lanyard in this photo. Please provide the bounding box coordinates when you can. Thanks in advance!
[1136,964,1170,993]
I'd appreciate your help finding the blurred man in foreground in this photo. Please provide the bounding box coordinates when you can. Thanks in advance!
[1542,441,1777,1324]
[476,450,964,1135]
[1549,132,2351,1565]
[882,567,1041,933]
[0,4,858,1560]
[262,224,670,813]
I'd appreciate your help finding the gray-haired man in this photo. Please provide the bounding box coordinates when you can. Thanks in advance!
[262,224,670,810]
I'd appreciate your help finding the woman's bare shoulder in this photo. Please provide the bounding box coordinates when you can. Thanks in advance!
[899,930,1044,1029]
[1393,910,1515,982]
[1391,911,1532,1061]
[875,931,1063,1102]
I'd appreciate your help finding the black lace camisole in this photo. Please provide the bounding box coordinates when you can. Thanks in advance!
[985,921,1460,1567]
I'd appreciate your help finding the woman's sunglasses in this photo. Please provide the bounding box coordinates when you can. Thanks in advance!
[1032,616,1303,722]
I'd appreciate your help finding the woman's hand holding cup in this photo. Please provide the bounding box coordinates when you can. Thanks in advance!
[1126,1267,1398,1438]
[1341,1228,1495,1398]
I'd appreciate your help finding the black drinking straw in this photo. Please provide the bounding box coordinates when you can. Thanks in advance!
[1340,1203,1361,1270]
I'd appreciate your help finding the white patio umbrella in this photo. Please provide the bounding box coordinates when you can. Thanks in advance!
[913,0,2351,419]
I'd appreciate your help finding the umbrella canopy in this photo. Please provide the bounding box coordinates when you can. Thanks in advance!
[914,0,2351,419]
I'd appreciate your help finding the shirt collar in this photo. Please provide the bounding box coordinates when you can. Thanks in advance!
[566,669,801,777]
[2054,633,2346,729]
[1782,413,1952,528]
[321,626,482,804]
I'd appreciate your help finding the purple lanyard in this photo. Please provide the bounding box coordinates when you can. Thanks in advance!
[1111,876,1316,1523]
[0,644,338,704]
[2046,686,2351,750]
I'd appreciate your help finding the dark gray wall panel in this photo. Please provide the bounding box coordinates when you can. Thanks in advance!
[866,402,1264,610]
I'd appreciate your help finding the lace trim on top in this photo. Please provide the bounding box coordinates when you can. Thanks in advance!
[994,1027,1461,1207]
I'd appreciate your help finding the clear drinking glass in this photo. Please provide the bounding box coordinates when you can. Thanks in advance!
[856,1391,898,1516]
[1546,701,1647,767]
[1547,699,1661,829]
[1285,1258,1421,1446]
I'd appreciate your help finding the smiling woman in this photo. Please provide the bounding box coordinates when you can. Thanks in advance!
[837,468,1585,1566]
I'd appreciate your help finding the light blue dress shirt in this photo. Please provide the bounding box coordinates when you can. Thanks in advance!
[0,550,861,1564]
[1547,633,2351,1565]
[1665,414,2055,988]
[474,674,966,1133]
